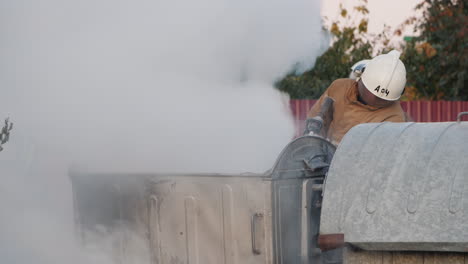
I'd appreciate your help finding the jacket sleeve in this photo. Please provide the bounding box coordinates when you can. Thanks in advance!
[307,87,331,118]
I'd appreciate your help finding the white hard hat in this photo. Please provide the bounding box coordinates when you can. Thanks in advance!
[360,50,406,101]
[349,59,370,79]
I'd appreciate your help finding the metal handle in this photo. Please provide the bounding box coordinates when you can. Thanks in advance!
[251,212,264,255]
[148,195,161,264]
[457,112,468,123]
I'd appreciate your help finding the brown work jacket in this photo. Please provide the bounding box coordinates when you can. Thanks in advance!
[307,78,406,144]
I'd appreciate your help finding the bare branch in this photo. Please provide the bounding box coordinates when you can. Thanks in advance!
[0,118,13,152]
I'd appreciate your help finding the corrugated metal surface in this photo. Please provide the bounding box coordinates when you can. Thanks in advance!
[290,100,468,122]
[320,122,468,252]
[401,101,468,122]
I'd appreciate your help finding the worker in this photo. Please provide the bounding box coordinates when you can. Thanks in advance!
[348,59,370,80]
[305,50,407,144]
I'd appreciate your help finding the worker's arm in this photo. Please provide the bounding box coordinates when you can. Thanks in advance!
[304,85,335,136]
[307,89,330,118]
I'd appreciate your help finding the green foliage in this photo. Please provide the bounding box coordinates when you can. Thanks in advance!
[276,35,372,99]
[276,0,373,99]
[277,0,468,100]
[401,0,468,100]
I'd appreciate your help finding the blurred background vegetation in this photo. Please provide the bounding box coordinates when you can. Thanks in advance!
[276,0,467,100]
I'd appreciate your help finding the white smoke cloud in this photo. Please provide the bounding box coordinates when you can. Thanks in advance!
[0,0,325,263]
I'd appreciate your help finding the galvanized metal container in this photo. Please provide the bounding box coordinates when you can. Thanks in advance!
[71,135,335,264]
[320,121,468,252]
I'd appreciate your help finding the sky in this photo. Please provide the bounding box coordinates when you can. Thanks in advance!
[322,0,422,35]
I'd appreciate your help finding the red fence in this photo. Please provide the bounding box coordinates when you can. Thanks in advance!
[290,100,468,122]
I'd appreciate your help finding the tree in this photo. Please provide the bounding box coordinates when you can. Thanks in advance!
[0,118,13,152]
[401,0,468,100]
[277,0,467,101]
[276,0,374,99]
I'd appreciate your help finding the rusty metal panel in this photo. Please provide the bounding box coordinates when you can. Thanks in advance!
[382,252,393,264]
[343,247,468,264]
[321,122,468,252]
[392,252,424,264]
[423,252,466,264]
[343,247,383,264]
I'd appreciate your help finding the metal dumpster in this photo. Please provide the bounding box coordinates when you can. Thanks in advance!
[70,135,335,264]
[320,121,468,259]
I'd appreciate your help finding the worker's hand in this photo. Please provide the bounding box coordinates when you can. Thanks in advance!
[303,117,323,136]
